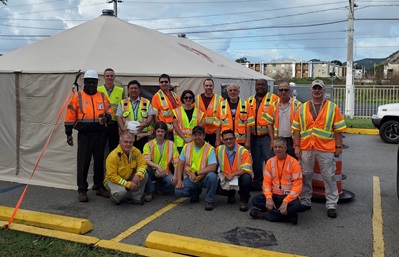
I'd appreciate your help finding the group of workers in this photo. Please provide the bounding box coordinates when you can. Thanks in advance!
[64,68,346,225]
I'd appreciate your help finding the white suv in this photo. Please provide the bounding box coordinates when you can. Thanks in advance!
[372,103,399,144]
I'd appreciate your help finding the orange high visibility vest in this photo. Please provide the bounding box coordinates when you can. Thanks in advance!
[291,100,346,152]
[247,92,279,136]
[195,93,223,134]
[216,144,252,176]
[264,98,302,137]
[263,155,302,203]
[152,90,181,131]
[65,91,113,128]
[215,99,254,144]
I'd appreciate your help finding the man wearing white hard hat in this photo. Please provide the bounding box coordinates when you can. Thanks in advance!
[65,69,114,202]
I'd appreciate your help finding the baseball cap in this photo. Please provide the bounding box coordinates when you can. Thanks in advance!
[192,126,205,135]
[311,79,325,88]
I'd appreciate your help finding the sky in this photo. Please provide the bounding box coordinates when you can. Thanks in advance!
[0,0,398,63]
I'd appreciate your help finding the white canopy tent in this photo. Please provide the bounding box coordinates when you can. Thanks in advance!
[0,11,272,189]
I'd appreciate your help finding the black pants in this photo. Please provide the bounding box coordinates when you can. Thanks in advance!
[77,132,106,193]
[133,136,149,153]
[252,194,301,222]
[205,133,216,147]
[216,173,252,203]
[104,122,119,153]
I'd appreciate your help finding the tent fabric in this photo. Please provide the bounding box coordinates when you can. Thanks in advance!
[0,13,273,190]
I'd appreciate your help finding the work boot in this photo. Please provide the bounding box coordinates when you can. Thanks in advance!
[205,202,214,211]
[239,202,249,212]
[78,192,88,202]
[96,187,111,198]
[190,188,202,203]
[227,193,236,204]
[91,184,101,190]
[144,192,153,202]
[249,208,269,220]
[327,209,337,218]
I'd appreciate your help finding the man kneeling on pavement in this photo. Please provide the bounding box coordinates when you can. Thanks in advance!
[216,129,252,212]
[104,131,148,205]
[250,137,302,224]
[174,126,218,211]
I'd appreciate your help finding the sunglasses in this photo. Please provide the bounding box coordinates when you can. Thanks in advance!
[278,89,290,92]
[160,81,169,84]
[183,96,193,100]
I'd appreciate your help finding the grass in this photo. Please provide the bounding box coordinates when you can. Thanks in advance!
[345,118,375,129]
[0,228,142,257]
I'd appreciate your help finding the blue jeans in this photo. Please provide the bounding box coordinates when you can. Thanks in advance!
[145,167,174,194]
[175,172,218,203]
[252,193,301,222]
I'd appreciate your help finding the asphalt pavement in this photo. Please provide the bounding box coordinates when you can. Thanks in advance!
[1,133,399,257]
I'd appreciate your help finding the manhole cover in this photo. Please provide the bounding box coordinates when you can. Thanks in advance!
[222,226,277,248]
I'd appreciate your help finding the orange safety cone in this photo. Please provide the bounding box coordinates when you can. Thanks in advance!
[311,154,355,203]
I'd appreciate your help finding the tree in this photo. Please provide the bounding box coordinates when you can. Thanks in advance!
[1,0,7,5]
[235,57,249,63]
[331,60,343,66]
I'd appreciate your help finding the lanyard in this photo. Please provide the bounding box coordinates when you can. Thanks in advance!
[277,158,286,190]
[131,99,139,121]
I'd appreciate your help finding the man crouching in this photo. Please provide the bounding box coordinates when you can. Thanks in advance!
[104,131,148,205]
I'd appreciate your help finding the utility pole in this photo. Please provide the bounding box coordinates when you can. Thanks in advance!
[108,0,123,17]
[345,0,356,118]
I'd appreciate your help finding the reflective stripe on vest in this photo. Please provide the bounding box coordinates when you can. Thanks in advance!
[217,144,250,173]
[269,157,295,194]
[122,98,153,137]
[144,139,174,172]
[299,101,335,140]
[220,99,248,142]
[77,91,107,123]
[196,94,222,125]
[184,142,213,182]
[98,85,123,121]
[173,107,202,147]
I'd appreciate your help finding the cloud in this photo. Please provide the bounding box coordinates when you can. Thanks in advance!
[1,0,398,63]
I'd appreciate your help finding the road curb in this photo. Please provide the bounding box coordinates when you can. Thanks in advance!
[145,231,305,257]
[345,128,379,135]
[0,206,92,234]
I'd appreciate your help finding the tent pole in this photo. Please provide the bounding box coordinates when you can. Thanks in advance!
[15,71,21,175]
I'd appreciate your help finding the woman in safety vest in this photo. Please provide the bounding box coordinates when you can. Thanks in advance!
[172,90,204,153]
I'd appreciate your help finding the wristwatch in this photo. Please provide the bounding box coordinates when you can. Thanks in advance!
[194,171,199,176]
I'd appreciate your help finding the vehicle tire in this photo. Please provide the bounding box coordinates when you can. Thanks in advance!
[397,144,399,199]
[379,120,399,144]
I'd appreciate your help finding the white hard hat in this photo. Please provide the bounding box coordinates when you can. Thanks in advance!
[84,70,98,79]
[126,120,140,135]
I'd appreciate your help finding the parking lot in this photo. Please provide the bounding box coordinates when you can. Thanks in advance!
[1,133,398,257]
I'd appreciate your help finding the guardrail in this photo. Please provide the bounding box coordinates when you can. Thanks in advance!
[333,85,399,118]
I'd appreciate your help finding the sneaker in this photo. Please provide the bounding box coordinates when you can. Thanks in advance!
[297,204,311,213]
[78,192,88,202]
[327,209,337,218]
[127,198,144,205]
[249,208,269,220]
[227,194,236,204]
[144,192,153,202]
[239,202,249,212]
[205,202,214,211]
[96,187,111,198]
